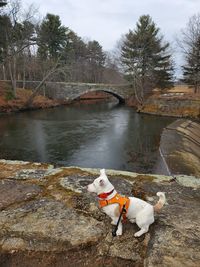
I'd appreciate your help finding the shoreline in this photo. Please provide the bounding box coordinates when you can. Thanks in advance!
[0,81,199,119]
[1,97,199,121]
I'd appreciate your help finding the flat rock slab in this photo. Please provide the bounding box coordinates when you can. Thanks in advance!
[0,199,104,252]
[140,179,200,267]
[0,180,42,210]
[0,160,53,180]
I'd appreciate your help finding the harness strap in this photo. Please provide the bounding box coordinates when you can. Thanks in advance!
[98,193,130,221]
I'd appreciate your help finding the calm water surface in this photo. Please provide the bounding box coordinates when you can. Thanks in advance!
[0,102,174,173]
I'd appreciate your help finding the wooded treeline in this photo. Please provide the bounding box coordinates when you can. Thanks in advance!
[0,1,124,98]
[0,0,199,101]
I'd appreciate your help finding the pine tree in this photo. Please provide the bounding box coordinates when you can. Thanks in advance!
[181,15,200,94]
[182,37,200,93]
[0,1,7,7]
[37,14,67,60]
[86,41,105,83]
[0,15,11,63]
[60,30,88,81]
[121,15,174,102]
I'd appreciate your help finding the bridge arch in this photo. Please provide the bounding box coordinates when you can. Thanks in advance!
[70,88,125,104]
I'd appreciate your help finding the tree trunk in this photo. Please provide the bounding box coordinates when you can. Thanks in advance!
[26,62,59,107]
[133,75,143,105]
[8,55,17,98]
[2,64,7,80]
[12,55,17,97]
[23,56,26,89]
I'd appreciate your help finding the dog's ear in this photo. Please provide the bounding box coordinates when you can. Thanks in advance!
[99,179,105,186]
[100,169,106,175]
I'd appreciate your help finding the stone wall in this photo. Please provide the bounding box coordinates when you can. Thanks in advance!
[141,97,200,119]
[160,119,200,177]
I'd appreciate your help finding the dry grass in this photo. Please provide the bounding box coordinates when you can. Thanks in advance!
[152,85,200,100]
[0,87,62,113]
[167,85,194,94]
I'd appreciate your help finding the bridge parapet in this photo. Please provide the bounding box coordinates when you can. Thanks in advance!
[44,82,133,103]
[0,80,134,103]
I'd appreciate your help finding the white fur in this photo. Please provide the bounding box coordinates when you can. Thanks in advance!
[87,169,166,237]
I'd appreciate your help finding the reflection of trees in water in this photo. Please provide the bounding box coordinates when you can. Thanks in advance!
[0,105,174,173]
[127,135,160,173]
[0,147,34,161]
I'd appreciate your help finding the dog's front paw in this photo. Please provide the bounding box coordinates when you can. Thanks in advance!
[111,220,117,225]
[116,229,122,236]
[134,232,141,237]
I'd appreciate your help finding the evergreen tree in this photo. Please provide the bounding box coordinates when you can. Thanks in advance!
[59,30,88,81]
[121,15,174,102]
[0,1,7,7]
[37,13,67,60]
[0,15,11,63]
[181,14,200,93]
[61,30,87,65]
[182,36,200,93]
[86,40,105,83]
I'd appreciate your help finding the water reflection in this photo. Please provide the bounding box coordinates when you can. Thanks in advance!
[0,102,174,173]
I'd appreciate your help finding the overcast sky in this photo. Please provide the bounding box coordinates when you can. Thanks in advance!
[22,0,200,77]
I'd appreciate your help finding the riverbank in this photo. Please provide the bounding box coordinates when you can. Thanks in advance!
[0,160,199,267]
[0,81,199,119]
[140,86,200,119]
[0,83,66,113]
[0,85,115,113]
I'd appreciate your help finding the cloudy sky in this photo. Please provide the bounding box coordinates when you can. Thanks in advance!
[22,0,200,76]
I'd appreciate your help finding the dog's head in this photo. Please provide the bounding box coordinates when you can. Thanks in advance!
[87,169,114,195]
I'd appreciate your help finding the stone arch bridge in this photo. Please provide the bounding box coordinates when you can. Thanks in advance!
[16,81,133,103]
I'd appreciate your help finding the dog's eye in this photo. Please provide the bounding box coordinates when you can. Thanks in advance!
[99,179,104,186]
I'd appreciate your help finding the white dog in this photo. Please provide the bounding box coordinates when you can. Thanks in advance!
[87,169,166,237]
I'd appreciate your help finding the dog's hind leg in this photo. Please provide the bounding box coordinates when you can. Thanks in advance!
[134,205,154,237]
[134,226,149,237]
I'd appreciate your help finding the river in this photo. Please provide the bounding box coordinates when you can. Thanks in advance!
[0,101,175,173]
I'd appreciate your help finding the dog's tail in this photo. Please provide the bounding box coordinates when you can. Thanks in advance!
[153,192,166,212]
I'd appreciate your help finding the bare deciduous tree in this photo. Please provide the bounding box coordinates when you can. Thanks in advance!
[0,0,37,96]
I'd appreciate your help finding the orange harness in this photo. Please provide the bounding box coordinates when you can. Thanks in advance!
[98,192,130,221]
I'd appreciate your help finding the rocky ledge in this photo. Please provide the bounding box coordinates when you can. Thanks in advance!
[0,160,200,267]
